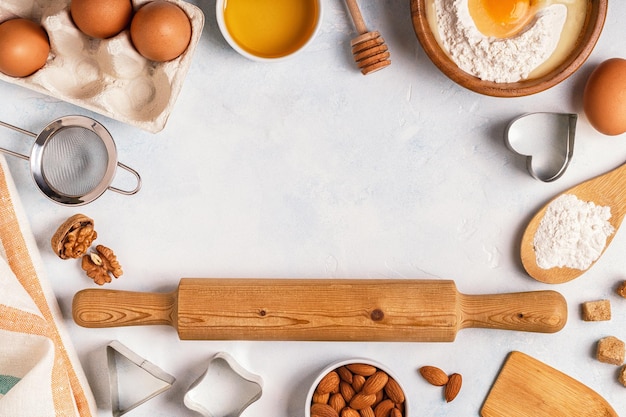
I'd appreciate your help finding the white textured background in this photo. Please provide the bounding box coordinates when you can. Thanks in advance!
[1,0,626,416]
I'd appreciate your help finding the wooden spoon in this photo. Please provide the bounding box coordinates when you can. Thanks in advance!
[344,0,390,75]
[521,162,626,283]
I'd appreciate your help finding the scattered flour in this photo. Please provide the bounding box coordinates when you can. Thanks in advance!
[533,194,614,270]
[433,0,567,83]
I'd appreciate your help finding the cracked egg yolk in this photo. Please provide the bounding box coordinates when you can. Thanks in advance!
[468,0,534,38]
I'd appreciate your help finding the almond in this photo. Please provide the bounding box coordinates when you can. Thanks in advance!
[311,403,339,417]
[347,363,377,376]
[317,371,341,395]
[383,378,405,404]
[338,366,354,383]
[359,407,375,417]
[329,393,346,413]
[340,381,356,402]
[352,374,366,392]
[362,371,389,395]
[372,389,384,408]
[390,408,402,417]
[350,393,377,410]
[419,366,449,386]
[341,407,361,417]
[373,399,395,417]
[313,391,330,404]
[444,373,462,402]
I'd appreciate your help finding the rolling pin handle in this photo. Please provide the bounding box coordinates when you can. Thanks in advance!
[72,289,177,329]
[459,290,568,334]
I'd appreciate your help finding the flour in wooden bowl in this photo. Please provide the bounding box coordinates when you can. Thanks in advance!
[433,0,566,83]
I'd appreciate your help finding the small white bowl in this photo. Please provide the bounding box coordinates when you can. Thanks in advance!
[305,358,409,417]
[215,0,323,62]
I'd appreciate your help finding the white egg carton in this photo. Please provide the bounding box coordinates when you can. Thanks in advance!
[0,0,204,133]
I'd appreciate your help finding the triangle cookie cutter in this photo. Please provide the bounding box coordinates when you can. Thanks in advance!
[107,341,176,417]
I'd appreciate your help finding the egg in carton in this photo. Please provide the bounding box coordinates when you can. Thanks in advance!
[0,0,204,133]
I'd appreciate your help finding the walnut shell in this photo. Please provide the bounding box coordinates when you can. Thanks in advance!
[51,214,97,259]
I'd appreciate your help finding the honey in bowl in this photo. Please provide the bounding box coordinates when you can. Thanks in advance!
[221,0,320,59]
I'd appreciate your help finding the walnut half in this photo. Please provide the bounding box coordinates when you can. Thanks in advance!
[51,214,98,259]
[81,244,123,285]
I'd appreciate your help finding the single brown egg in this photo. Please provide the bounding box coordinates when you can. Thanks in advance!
[0,19,50,78]
[583,58,626,136]
[71,0,133,39]
[130,1,192,62]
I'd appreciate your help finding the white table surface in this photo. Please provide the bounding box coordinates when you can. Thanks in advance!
[2,1,626,416]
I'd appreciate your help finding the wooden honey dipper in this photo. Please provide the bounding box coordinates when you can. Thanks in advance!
[344,0,391,75]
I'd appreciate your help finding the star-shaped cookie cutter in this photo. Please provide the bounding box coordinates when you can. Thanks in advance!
[184,352,263,417]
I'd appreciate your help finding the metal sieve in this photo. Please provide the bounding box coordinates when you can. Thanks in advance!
[0,115,141,206]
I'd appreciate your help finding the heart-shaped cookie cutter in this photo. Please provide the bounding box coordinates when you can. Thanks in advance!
[183,352,263,417]
[505,112,577,182]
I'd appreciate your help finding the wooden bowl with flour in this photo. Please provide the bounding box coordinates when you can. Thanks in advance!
[410,0,607,97]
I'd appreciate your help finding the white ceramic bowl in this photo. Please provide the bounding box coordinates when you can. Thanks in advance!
[215,0,323,62]
[305,358,409,417]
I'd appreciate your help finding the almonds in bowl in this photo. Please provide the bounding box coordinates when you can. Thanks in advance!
[306,359,407,417]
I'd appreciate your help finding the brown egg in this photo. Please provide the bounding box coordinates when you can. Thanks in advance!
[583,58,626,136]
[71,0,133,39]
[130,1,191,62]
[0,19,50,78]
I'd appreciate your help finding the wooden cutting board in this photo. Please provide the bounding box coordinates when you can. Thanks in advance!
[482,351,618,417]
[72,278,567,341]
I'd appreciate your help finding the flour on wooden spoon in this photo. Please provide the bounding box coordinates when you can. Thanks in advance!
[533,194,614,270]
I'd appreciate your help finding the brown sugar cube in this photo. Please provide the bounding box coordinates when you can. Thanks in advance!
[617,281,626,298]
[582,300,611,321]
[619,365,626,387]
[596,336,625,365]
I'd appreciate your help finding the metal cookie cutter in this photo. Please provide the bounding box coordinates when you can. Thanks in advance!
[505,112,577,182]
[107,341,175,417]
[184,352,263,417]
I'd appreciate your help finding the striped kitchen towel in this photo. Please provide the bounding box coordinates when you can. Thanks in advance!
[0,155,96,417]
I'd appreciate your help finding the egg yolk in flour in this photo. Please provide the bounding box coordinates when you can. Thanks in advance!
[468,0,535,38]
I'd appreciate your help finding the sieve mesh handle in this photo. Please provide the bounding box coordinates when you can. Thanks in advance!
[108,162,142,196]
[0,120,37,161]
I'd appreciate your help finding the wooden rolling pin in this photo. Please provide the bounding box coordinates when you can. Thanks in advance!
[72,279,567,342]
